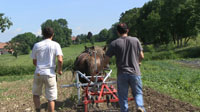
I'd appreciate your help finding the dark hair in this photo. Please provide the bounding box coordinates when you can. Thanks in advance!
[117,23,128,34]
[42,27,54,38]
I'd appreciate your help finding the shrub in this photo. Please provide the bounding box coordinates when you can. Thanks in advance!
[0,65,35,76]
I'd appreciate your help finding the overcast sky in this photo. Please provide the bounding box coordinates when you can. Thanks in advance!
[0,0,150,42]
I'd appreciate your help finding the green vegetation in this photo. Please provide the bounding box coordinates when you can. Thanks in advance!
[119,0,200,47]
[106,38,200,107]
[0,75,33,83]
[0,42,106,76]
[1,41,200,107]
[5,32,39,58]
[141,60,200,107]
[41,19,72,47]
[109,59,200,107]
[0,13,12,32]
[143,35,200,60]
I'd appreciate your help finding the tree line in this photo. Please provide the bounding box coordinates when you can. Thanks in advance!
[1,0,200,58]
[73,0,200,47]
[4,19,72,58]
[119,0,200,47]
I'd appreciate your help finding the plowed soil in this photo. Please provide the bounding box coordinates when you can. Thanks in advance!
[0,71,199,112]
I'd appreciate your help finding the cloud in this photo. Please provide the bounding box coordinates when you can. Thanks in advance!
[0,28,23,42]
[33,29,42,36]
[12,28,22,34]
[76,26,81,30]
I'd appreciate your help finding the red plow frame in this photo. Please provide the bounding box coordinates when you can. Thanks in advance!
[61,70,134,112]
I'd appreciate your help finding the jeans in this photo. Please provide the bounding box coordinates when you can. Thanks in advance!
[117,73,146,112]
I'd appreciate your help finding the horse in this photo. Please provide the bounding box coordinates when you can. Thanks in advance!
[73,46,107,83]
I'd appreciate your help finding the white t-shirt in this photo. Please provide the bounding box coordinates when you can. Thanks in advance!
[31,39,63,76]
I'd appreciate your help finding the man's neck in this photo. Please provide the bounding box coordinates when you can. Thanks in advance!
[46,37,53,40]
[121,33,128,37]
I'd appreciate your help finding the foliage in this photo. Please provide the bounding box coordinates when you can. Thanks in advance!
[0,75,33,83]
[41,18,72,47]
[140,60,200,107]
[118,0,200,47]
[0,13,13,32]
[120,8,140,37]
[87,32,94,45]
[76,34,88,44]
[0,64,35,76]
[0,42,106,76]
[96,29,109,42]
[109,58,200,107]
[106,22,119,44]
[143,44,200,61]
[5,32,37,57]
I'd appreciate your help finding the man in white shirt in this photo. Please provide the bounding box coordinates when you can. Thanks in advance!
[31,27,63,112]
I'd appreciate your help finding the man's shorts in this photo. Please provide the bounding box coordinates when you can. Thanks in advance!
[32,75,57,101]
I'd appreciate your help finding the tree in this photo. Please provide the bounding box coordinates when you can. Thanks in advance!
[11,32,37,49]
[106,23,119,44]
[118,0,200,47]
[5,32,37,57]
[5,42,20,58]
[174,0,199,46]
[120,8,140,37]
[76,34,88,44]
[135,0,164,45]
[0,13,13,32]
[87,32,94,45]
[97,29,108,42]
[41,19,72,47]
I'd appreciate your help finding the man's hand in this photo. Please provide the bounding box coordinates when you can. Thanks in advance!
[57,70,63,75]
[57,55,63,75]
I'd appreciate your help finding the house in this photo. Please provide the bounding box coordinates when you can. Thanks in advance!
[0,42,8,55]
[71,36,77,44]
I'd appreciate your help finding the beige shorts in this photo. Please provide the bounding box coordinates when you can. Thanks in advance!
[32,75,57,101]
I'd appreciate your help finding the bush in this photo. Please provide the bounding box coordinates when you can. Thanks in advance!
[0,59,75,76]
[62,59,74,71]
[0,65,35,76]
[143,45,155,52]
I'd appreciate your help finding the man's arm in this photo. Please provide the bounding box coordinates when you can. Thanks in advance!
[103,55,110,68]
[33,59,37,66]
[139,51,144,65]
[57,55,63,75]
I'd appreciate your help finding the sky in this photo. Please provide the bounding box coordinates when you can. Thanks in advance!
[0,0,150,42]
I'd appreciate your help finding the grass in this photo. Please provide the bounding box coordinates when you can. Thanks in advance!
[140,60,200,107]
[109,59,200,107]
[1,40,200,107]
[0,42,106,76]
[143,36,200,61]
[0,75,33,82]
[0,42,106,66]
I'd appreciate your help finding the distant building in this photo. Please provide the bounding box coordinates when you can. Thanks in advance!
[0,42,8,55]
[71,36,77,44]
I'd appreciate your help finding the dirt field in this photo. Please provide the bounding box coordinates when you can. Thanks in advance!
[0,71,200,112]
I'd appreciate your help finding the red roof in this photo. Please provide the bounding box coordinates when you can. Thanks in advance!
[0,43,7,49]
[71,36,77,41]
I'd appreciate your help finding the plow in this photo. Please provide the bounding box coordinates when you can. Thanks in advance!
[61,69,134,112]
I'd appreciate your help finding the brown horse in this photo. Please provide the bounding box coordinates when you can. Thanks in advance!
[73,46,107,83]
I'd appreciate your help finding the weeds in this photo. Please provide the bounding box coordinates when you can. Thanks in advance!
[140,60,200,107]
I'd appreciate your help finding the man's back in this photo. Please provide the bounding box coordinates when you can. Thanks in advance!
[106,36,143,75]
[31,39,63,76]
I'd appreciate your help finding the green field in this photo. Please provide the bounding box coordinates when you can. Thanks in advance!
[0,41,200,107]
[0,42,106,76]
[141,60,200,107]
